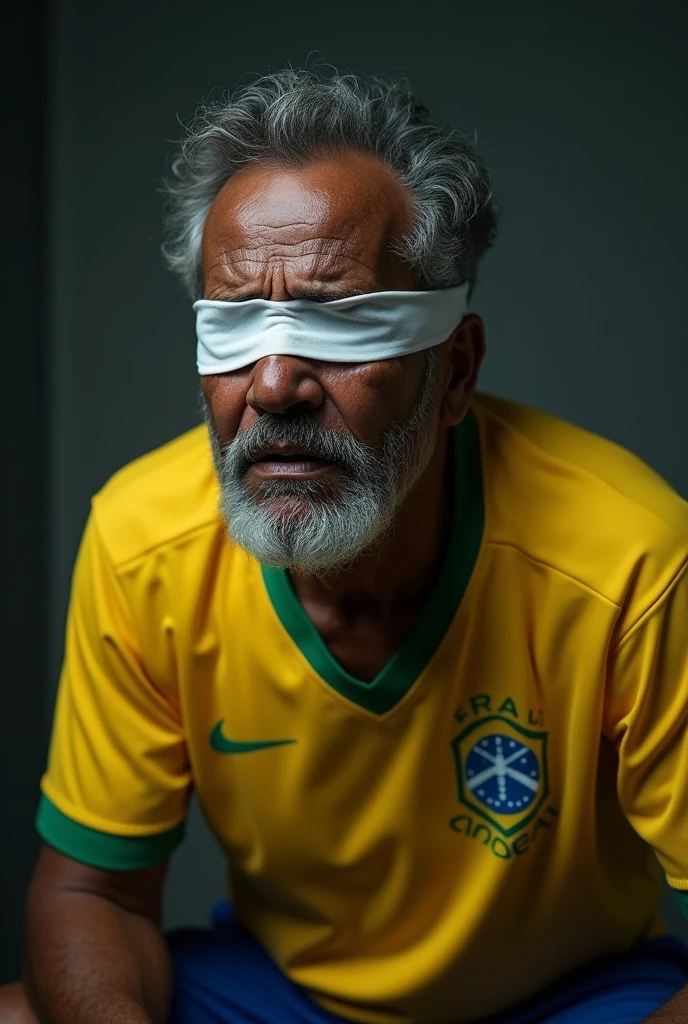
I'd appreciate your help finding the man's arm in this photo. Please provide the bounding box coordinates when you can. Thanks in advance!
[22,844,171,1024]
[603,557,688,1023]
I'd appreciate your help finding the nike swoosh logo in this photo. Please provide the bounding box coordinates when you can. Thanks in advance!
[209,720,297,754]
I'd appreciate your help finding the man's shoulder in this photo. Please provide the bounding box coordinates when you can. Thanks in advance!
[472,392,688,614]
[473,392,685,520]
[91,424,222,569]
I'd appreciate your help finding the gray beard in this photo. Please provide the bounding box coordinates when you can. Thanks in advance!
[204,349,442,576]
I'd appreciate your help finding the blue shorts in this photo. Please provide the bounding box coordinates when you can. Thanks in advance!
[166,901,688,1024]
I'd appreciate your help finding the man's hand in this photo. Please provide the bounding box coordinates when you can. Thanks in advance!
[643,982,688,1023]
[22,844,171,1024]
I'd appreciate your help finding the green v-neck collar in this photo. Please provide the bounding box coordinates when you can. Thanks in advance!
[261,409,484,716]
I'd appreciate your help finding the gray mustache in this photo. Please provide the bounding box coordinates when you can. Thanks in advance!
[229,415,377,471]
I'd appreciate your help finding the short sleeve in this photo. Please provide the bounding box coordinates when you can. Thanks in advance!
[37,506,191,869]
[605,560,688,911]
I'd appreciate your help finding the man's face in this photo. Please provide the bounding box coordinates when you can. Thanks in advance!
[200,151,456,573]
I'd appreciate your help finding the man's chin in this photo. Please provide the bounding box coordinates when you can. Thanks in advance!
[257,494,323,522]
[223,491,333,553]
[220,471,394,574]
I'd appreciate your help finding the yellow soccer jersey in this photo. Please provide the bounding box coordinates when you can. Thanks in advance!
[37,391,688,1024]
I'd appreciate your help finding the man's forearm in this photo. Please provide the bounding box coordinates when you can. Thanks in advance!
[24,888,172,1024]
[644,982,688,1023]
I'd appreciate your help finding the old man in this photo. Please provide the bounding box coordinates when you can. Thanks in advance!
[2,65,687,1024]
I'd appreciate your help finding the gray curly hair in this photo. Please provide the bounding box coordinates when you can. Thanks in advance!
[161,64,498,299]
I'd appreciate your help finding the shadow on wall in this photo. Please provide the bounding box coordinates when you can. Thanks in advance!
[662,888,688,942]
[163,798,226,930]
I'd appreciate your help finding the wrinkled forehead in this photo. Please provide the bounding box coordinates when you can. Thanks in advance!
[201,153,414,282]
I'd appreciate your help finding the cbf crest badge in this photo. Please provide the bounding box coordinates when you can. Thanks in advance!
[451,714,549,837]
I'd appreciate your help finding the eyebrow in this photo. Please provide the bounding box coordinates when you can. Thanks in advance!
[217,290,367,303]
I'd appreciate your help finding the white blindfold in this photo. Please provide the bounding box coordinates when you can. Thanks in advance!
[194,282,470,374]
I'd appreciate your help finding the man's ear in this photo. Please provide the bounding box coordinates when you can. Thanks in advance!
[439,314,486,427]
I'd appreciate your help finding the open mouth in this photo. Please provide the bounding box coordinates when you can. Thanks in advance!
[250,452,335,476]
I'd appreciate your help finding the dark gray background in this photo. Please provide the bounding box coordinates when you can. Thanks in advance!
[4,0,687,981]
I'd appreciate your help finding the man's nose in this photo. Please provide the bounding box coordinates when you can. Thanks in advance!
[246,354,325,415]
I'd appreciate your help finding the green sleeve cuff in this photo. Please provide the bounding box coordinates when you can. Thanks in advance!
[35,795,185,871]
[675,889,688,924]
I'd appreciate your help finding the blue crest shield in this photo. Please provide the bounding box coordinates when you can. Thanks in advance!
[451,714,549,836]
